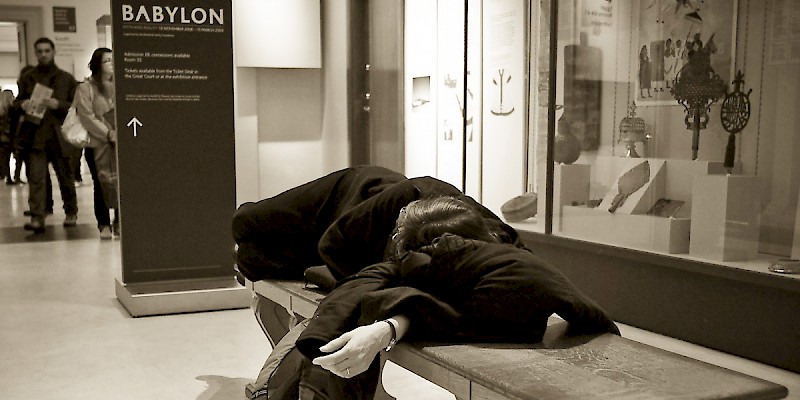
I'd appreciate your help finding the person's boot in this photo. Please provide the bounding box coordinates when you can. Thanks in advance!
[63,214,78,227]
[99,225,113,240]
[23,217,46,233]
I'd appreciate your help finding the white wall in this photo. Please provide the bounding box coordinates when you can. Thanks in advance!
[234,0,350,200]
[319,0,349,172]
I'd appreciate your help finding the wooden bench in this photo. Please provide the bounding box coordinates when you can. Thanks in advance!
[245,279,789,400]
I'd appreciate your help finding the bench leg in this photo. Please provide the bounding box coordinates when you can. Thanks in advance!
[373,352,397,400]
[252,293,300,347]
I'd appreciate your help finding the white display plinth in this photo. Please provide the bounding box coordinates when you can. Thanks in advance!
[552,164,590,232]
[560,206,690,253]
[690,174,761,262]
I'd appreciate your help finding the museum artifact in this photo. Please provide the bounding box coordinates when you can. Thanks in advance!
[554,114,582,164]
[501,192,538,222]
[720,70,752,174]
[618,102,648,158]
[647,198,685,218]
[490,68,514,116]
[670,33,726,160]
[608,160,651,213]
[768,259,800,275]
[563,32,601,150]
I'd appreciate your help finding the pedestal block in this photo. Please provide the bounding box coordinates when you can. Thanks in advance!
[561,206,690,253]
[690,175,761,261]
[553,164,590,232]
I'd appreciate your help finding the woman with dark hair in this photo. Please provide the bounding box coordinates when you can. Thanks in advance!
[74,47,119,239]
[391,197,500,258]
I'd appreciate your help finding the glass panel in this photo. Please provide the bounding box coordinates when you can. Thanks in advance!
[529,0,800,276]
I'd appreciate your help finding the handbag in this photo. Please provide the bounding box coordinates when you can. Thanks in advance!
[60,106,90,148]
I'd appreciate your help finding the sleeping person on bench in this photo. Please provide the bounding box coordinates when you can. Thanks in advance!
[232,166,619,399]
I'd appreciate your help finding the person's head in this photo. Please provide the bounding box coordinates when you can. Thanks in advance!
[640,45,648,59]
[88,47,113,80]
[391,196,499,257]
[33,37,55,66]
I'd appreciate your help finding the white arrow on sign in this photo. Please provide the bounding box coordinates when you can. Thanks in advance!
[127,117,143,137]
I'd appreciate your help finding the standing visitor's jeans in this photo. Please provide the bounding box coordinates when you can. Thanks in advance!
[27,143,77,219]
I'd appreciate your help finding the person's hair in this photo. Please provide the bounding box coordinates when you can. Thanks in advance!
[88,47,113,96]
[34,37,55,50]
[0,90,14,116]
[392,196,499,256]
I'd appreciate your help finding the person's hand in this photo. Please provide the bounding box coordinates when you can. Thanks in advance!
[42,98,59,109]
[312,321,393,379]
[108,129,117,143]
[21,99,31,111]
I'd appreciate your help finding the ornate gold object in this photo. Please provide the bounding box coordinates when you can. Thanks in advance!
[618,103,648,158]
[670,34,725,160]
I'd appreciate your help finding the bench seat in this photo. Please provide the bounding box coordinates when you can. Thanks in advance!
[246,279,788,400]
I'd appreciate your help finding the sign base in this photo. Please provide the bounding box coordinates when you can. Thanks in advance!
[115,277,250,317]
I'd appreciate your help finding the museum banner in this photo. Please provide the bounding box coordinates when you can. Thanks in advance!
[111,0,235,284]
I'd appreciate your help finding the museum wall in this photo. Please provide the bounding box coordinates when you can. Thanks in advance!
[233,0,349,202]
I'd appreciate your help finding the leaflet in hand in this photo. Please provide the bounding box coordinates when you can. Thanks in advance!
[25,83,54,124]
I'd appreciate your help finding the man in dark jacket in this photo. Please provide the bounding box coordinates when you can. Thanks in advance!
[15,37,78,233]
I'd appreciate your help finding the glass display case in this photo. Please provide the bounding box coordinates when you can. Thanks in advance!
[402,0,800,276]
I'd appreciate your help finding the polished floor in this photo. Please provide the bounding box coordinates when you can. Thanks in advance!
[0,165,798,399]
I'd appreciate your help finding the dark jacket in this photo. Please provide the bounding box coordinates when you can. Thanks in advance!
[298,234,619,357]
[292,234,619,399]
[232,166,408,281]
[232,166,525,282]
[14,63,77,152]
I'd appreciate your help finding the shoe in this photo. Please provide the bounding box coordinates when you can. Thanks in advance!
[63,214,78,227]
[112,222,120,239]
[5,179,14,185]
[99,226,113,240]
[23,217,46,233]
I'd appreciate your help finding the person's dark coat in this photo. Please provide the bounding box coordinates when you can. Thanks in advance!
[291,234,619,399]
[232,166,525,282]
[232,166,407,282]
[14,63,77,154]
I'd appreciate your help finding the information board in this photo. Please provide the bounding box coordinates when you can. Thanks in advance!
[111,0,235,284]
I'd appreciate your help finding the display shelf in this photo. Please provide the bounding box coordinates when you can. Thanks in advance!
[560,205,690,254]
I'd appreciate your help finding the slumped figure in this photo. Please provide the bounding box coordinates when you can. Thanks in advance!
[233,166,619,399]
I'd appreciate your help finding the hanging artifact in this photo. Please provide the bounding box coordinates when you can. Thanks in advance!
[618,102,649,158]
[554,114,582,164]
[720,70,752,174]
[490,68,514,116]
[563,32,602,150]
[670,34,726,160]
